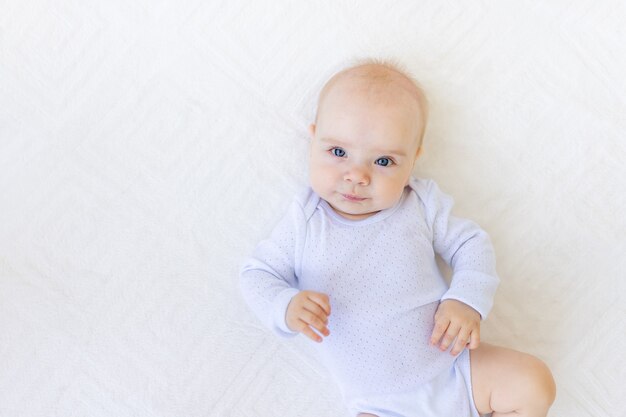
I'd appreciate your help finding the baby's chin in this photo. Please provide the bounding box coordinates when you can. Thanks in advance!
[332,206,379,220]
[327,199,382,220]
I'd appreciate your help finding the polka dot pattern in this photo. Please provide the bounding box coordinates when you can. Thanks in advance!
[240,177,499,400]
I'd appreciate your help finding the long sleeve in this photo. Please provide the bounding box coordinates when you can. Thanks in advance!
[417,179,500,319]
[239,199,308,338]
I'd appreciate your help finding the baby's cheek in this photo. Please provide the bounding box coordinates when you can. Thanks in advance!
[381,180,405,205]
[310,166,335,196]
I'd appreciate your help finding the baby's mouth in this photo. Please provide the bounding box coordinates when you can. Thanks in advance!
[341,193,367,202]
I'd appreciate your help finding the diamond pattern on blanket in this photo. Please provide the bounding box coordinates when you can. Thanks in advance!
[1,1,625,417]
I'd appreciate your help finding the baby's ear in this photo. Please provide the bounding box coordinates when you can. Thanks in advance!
[308,124,316,140]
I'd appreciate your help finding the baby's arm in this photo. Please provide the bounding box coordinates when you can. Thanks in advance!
[416,179,500,355]
[239,198,331,342]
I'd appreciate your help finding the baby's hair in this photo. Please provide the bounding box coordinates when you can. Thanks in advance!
[316,57,429,147]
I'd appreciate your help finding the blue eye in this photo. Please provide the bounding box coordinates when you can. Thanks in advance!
[331,148,346,157]
[375,157,392,167]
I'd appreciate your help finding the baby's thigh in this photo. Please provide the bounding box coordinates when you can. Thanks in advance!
[357,414,379,417]
[470,343,555,415]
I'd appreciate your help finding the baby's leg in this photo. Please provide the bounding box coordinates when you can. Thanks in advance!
[470,343,556,417]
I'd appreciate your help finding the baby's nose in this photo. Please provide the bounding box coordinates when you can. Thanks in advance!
[344,165,370,185]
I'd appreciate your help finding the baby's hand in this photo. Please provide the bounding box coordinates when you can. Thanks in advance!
[430,299,481,355]
[285,290,331,343]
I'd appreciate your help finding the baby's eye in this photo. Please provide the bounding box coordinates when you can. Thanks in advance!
[375,157,393,167]
[331,147,346,157]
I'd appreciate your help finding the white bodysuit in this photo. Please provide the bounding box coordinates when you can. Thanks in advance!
[239,177,499,417]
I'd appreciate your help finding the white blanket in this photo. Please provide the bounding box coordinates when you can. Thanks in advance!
[1,1,624,416]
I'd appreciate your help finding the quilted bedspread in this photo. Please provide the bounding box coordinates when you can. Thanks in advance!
[1,1,624,416]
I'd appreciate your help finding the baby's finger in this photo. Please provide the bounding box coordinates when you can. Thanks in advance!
[439,323,461,351]
[430,319,450,346]
[297,319,324,343]
[451,328,471,356]
[304,299,329,323]
[307,292,331,316]
[468,329,480,349]
[301,309,330,336]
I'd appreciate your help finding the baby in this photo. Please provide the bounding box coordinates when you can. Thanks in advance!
[239,59,556,417]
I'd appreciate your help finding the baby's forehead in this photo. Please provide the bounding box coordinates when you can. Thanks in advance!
[318,63,426,116]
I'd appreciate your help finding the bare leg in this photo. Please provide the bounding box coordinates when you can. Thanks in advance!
[470,343,556,417]
[357,414,378,417]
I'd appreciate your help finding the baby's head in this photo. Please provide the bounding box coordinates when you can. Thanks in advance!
[308,59,428,220]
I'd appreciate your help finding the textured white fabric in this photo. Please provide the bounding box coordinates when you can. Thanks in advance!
[1,2,625,417]
[240,177,498,408]
[346,349,479,417]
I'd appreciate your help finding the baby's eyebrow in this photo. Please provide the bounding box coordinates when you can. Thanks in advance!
[368,148,408,158]
[319,137,407,157]
[377,148,407,157]
[319,137,345,145]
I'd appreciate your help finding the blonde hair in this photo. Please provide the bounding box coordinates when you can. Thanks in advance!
[315,57,429,147]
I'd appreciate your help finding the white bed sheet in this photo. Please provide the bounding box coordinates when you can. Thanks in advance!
[1,1,625,416]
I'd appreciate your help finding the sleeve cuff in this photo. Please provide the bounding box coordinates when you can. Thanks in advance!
[441,270,499,319]
[272,287,301,337]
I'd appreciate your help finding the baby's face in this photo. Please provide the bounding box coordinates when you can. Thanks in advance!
[309,81,423,220]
